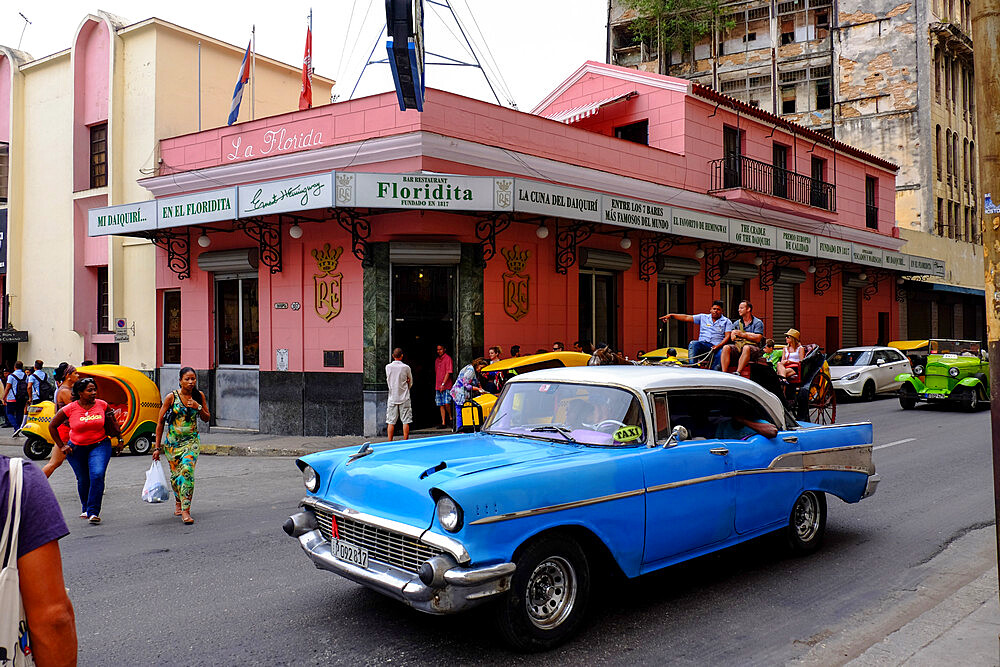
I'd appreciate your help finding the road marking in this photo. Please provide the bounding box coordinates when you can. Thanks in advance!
[874,437,916,451]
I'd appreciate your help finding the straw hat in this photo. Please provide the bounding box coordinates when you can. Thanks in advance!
[784,328,801,341]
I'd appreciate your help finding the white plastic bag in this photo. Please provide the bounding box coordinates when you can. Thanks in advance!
[142,460,171,504]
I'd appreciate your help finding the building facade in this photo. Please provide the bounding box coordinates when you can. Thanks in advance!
[91,62,928,437]
[608,0,984,341]
[0,12,333,372]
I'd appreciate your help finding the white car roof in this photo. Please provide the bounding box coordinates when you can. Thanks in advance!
[834,346,897,352]
[506,365,788,421]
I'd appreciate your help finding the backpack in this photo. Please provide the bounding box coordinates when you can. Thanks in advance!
[11,373,26,404]
[35,372,54,402]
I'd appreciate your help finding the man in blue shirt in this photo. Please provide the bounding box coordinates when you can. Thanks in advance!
[660,300,731,370]
[720,300,765,374]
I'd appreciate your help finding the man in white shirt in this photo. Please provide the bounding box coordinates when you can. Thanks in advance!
[385,348,413,441]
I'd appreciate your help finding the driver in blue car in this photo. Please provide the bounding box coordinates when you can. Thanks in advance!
[715,413,778,440]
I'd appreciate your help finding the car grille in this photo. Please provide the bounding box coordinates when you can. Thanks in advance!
[313,506,443,573]
[924,375,950,391]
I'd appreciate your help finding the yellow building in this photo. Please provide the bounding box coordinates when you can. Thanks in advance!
[0,12,333,370]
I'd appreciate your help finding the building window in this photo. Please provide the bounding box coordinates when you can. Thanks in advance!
[90,123,107,189]
[723,125,743,188]
[657,279,688,349]
[773,143,789,199]
[934,49,941,102]
[964,206,970,242]
[781,85,796,114]
[944,55,951,102]
[97,266,110,333]
[815,11,829,29]
[865,176,878,229]
[780,19,795,44]
[216,276,259,366]
[162,290,181,365]
[0,142,8,204]
[815,79,831,110]
[970,142,977,193]
[935,125,942,180]
[95,343,119,365]
[937,197,944,236]
[963,138,969,191]
[579,271,617,351]
[810,156,827,208]
[946,129,953,180]
[614,119,649,145]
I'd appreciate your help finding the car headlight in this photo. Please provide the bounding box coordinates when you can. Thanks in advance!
[302,465,319,493]
[436,495,463,533]
[949,366,960,377]
[913,365,924,375]
[843,372,861,381]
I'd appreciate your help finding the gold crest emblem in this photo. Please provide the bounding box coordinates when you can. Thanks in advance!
[500,245,530,321]
[312,243,344,322]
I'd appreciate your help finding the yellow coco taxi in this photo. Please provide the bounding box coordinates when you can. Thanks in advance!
[22,364,163,460]
[460,352,592,429]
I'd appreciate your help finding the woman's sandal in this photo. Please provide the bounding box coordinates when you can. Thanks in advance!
[181,512,194,525]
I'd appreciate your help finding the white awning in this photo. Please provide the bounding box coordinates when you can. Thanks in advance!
[541,91,638,124]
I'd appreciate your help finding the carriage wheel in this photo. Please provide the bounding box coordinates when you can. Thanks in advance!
[807,372,837,424]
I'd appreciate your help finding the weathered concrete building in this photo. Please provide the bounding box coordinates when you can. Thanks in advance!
[608,0,983,341]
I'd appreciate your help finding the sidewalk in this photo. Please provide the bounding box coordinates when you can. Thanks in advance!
[795,525,999,666]
[0,425,452,458]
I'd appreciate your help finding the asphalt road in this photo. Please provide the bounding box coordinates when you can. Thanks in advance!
[17,394,995,666]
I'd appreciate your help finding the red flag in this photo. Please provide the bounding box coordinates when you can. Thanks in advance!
[299,25,313,110]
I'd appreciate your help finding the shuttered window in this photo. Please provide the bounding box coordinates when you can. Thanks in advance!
[771,282,796,337]
[842,285,859,347]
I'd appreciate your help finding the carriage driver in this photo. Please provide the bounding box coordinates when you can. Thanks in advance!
[660,300,731,370]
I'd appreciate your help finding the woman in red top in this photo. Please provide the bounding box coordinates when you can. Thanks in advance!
[48,377,124,524]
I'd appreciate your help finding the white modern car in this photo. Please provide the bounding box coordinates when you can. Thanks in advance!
[829,346,912,401]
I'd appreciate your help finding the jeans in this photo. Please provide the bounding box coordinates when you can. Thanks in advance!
[3,401,15,428]
[65,438,113,517]
[688,340,722,370]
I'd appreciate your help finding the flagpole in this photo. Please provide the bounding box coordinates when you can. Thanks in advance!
[251,24,256,121]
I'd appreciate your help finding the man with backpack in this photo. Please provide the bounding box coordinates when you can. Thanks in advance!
[2,361,27,432]
[28,360,53,405]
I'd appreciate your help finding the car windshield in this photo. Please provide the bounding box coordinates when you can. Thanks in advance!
[828,350,872,366]
[484,381,646,447]
[930,340,980,355]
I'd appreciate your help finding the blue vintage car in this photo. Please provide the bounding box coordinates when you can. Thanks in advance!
[284,366,878,650]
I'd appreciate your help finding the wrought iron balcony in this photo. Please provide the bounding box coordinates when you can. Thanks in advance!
[709,155,837,211]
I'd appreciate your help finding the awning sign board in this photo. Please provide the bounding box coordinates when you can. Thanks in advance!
[670,209,729,242]
[157,188,238,228]
[601,195,671,232]
[89,201,157,237]
[237,173,333,217]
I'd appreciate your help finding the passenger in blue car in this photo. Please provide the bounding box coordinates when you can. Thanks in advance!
[715,415,778,440]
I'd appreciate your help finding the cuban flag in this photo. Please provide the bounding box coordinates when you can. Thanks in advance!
[227,41,251,126]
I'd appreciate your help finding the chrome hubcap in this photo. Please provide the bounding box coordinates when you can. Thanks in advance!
[525,556,577,630]
[793,492,820,542]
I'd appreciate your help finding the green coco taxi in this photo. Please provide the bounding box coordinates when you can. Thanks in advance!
[894,339,989,411]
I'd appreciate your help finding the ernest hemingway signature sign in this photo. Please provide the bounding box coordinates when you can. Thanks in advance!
[237,174,333,217]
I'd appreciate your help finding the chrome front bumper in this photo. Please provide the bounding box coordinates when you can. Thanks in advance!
[289,510,515,615]
[862,473,880,499]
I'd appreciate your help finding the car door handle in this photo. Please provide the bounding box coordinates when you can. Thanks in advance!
[783,436,798,443]
[710,447,729,456]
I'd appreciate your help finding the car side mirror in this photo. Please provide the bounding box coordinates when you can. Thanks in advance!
[663,424,689,448]
[876,359,885,366]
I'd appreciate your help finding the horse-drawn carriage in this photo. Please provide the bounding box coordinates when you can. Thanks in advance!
[648,343,837,425]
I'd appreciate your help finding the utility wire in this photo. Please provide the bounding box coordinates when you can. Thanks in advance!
[453,1,516,106]
[335,0,365,89]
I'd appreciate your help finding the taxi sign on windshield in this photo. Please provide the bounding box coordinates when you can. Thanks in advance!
[614,425,642,442]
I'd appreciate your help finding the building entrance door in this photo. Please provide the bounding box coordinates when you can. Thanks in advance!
[391,265,455,430]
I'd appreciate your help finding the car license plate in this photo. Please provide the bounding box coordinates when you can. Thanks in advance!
[926,393,944,399]
[333,539,369,569]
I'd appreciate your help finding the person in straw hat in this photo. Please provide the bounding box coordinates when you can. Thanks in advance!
[777,328,804,379]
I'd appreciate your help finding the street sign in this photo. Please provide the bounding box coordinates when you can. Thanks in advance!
[114,318,130,343]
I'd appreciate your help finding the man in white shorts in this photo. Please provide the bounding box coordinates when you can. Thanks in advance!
[385,347,413,440]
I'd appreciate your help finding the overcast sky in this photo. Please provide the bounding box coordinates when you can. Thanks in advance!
[0,1,608,110]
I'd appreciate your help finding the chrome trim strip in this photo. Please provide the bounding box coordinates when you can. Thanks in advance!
[469,443,875,524]
[468,488,644,525]
[301,497,471,564]
[444,562,516,586]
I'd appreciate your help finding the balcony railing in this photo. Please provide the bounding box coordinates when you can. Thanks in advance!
[709,155,837,211]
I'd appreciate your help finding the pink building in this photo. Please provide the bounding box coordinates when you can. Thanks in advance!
[92,61,937,436]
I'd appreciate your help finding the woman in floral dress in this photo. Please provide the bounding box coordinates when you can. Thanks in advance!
[154,367,210,524]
